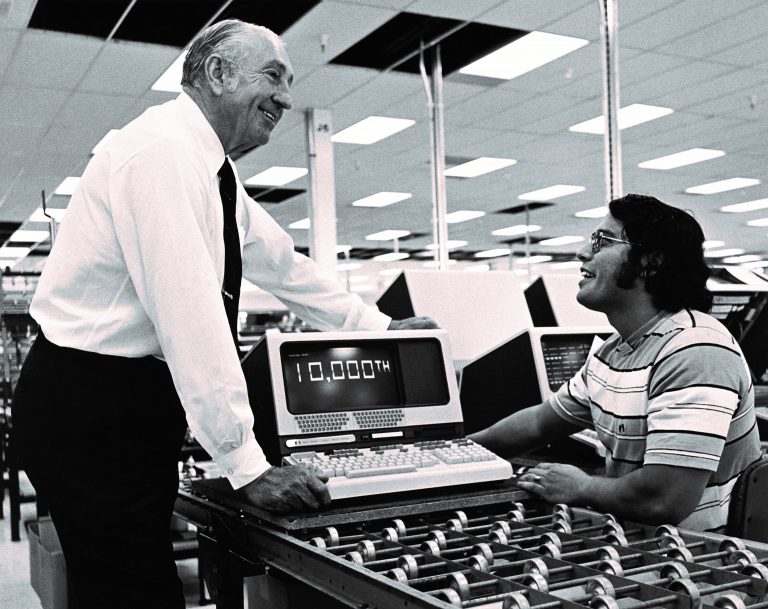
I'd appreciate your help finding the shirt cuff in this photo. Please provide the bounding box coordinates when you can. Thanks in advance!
[215,436,272,489]
[348,304,391,331]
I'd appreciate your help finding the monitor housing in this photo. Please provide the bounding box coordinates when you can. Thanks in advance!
[241,329,463,463]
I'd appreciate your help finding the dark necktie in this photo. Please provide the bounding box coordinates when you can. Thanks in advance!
[218,159,242,351]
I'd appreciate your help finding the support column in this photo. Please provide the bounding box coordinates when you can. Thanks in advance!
[304,108,338,279]
[422,44,449,271]
[599,0,623,201]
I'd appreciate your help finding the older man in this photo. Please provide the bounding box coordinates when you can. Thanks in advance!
[13,20,433,608]
[471,194,761,532]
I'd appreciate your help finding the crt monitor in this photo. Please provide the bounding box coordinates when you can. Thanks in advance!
[709,286,768,382]
[459,326,612,435]
[241,329,464,463]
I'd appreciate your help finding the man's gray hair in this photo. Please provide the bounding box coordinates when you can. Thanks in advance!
[181,19,282,88]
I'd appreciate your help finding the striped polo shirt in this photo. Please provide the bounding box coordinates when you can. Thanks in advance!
[548,308,762,532]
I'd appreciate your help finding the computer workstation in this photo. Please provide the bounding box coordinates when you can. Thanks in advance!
[241,328,513,500]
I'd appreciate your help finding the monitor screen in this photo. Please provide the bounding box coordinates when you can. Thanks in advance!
[279,337,449,414]
[540,334,597,392]
[281,341,400,413]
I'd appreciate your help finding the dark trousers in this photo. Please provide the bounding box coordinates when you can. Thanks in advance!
[13,332,188,609]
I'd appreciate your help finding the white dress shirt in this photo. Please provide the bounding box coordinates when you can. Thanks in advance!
[31,92,391,488]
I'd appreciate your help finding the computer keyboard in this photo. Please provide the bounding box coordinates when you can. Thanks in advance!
[283,438,514,500]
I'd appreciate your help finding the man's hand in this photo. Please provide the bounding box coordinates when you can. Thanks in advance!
[388,316,438,330]
[239,465,331,513]
[517,462,591,504]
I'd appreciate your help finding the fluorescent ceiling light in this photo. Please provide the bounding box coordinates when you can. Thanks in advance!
[459,31,588,80]
[720,198,768,213]
[245,166,307,186]
[379,268,403,276]
[331,116,415,145]
[373,252,410,262]
[337,262,361,271]
[551,260,582,269]
[746,218,768,227]
[350,284,376,293]
[54,176,80,196]
[704,248,745,258]
[0,260,16,268]
[703,240,725,249]
[9,230,49,243]
[475,248,511,258]
[446,210,485,223]
[422,259,457,267]
[288,218,310,229]
[0,246,31,258]
[575,206,608,218]
[152,51,185,93]
[352,191,412,207]
[519,185,585,201]
[638,148,725,170]
[425,240,468,250]
[685,177,760,195]
[569,104,674,134]
[539,235,585,246]
[365,229,411,241]
[491,224,541,237]
[29,207,67,223]
[91,129,119,155]
[516,255,553,264]
[336,245,352,254]
[723,254,762,264]
[445,157,517,178]
[740,260,768,269]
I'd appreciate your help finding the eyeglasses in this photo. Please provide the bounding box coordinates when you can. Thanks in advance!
[590,230,631,254]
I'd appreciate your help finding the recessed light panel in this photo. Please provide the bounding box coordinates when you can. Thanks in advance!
[54,177,81,196]
[746,218,768,227]
[245,167,307,186]
[703,240,725,249]
[519,185,585,201]
[289,218,310,229]
[569,104,674,134]
[366,230,411,241]
[539,236,585,246]
[459,31,588,80]
[492,224,541,237]
[444,157,517,178]
[638,148,725,170]
[29,208,67,223]
[332,116,415,145]
[10,230,49,243]
[446,210,486,224]
[373,252,410,261]
[723,254,762,264]
[352,192,412,207]
[0,246,31,258]
[575,206,608,218]
[685,178,760,195]
[516,255,553,264]
[720,198,768,213]
[475,248,511,258]
[704,248,745,258]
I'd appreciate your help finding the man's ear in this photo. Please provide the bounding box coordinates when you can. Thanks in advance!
[201,54,228,96]
[640,251,663,278]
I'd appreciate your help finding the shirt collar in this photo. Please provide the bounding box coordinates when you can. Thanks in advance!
[175,91,227,180]
[616,310,671,353]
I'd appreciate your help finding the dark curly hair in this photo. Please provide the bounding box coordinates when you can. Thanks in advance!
[610,194,712,313]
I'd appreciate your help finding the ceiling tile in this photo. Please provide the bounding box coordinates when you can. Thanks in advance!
[6,30,103,90]
[80,40,181,94]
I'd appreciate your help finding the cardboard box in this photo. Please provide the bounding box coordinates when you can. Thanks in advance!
[28,518,68,609]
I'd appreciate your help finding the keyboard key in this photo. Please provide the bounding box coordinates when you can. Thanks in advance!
[345,464,417,478]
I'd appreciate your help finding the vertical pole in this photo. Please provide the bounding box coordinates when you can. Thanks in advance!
[305,108,338,280]
[599,0,623,201]
[428,45,449,271]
